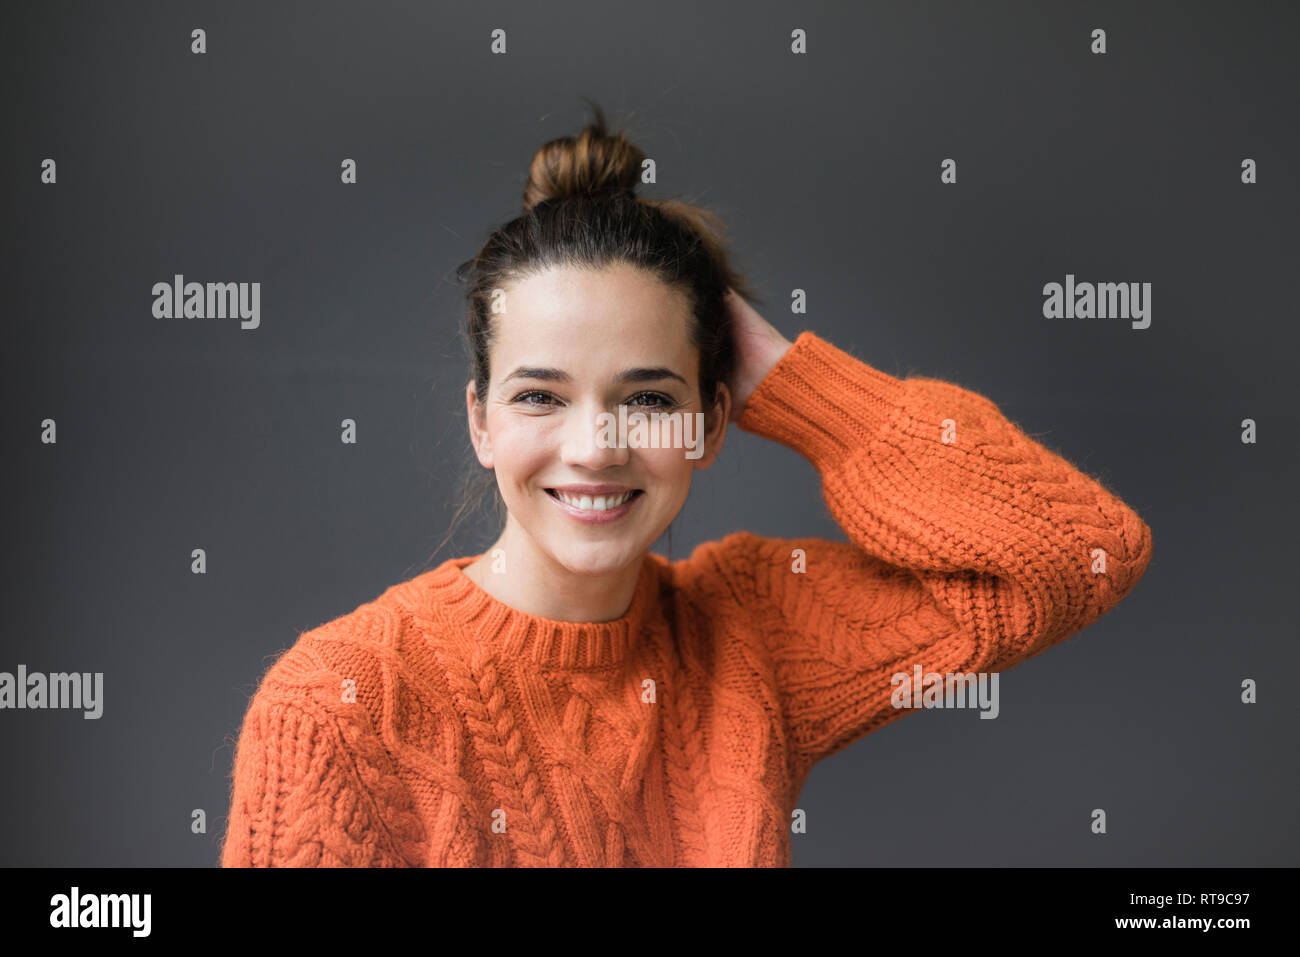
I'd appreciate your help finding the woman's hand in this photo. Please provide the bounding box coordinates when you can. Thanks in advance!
[724,288,794,424]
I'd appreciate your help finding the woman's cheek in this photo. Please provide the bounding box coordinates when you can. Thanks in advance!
[493,419,555,475]
[641,447,692,498]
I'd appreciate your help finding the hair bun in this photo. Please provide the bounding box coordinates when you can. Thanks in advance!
[523,102,644,212]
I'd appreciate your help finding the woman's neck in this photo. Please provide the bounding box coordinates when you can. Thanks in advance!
[461,525,646,623]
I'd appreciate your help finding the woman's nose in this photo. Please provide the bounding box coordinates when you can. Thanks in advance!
[560,402,630,468]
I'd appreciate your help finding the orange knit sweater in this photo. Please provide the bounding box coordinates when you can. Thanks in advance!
[219,330,1152,867]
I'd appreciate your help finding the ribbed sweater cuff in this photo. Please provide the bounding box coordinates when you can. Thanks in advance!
[735,330,910,469]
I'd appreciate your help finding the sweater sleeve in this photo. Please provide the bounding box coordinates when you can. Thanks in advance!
[712,330,1153,778]
[219,688,414,867]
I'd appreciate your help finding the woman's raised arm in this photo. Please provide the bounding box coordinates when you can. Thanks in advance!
[692,308,1153,779]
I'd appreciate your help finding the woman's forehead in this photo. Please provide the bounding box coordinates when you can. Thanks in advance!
[500,263,689,318]
[491,268,696,372]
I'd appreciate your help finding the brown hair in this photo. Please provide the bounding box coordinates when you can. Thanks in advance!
[429,98,760,565]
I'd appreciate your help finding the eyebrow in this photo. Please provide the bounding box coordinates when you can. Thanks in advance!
[500,366,688,387]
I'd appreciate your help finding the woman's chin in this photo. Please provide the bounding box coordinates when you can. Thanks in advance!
[545,541,644,578]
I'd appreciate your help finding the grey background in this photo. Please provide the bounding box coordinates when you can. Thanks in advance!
[2,0,1296,867]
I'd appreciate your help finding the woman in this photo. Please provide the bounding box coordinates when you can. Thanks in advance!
[220,105,1153,867]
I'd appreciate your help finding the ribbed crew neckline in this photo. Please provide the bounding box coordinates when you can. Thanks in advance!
[413,551,660,669]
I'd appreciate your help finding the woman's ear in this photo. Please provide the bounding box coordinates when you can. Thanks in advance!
[465,379,494,469]
[693,382,731,471]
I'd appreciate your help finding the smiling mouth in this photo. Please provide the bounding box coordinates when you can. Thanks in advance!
[544,488,644,510]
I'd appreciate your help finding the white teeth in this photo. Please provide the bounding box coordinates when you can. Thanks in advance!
[552,490,635,511]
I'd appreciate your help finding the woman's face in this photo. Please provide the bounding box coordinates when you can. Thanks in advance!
[466,262,730,578]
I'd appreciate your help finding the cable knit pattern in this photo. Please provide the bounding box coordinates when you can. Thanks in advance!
[219,330,1153,867]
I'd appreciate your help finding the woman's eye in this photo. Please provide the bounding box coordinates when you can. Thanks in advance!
[626,392,673,409]
[513,391,555,406]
